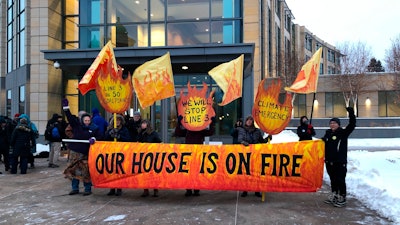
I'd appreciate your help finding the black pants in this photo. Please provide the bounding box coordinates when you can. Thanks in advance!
[325,161,347,197]
[0,149,10,170]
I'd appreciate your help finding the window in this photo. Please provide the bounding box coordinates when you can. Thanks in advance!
[325,92,347,117]
[305,35,312,51]
[293,94,306,118]
[378,91,400,116]
[7,90,12,117]
[75,0,242,48]
[19,85,25,113]
[7,0,26,71]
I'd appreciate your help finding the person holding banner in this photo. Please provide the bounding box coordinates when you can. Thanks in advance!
[297,116,316,141]
[238,115,272,197]
[323,107,356,208]
[137,119,162,197]
[62,98,103,196]
[126,111,142,142]
[175,115,216,197]
[104,114,131,196]
[230,118,243,144]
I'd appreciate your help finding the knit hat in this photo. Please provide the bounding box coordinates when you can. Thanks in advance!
[14,113,20,118]
[329,117,341,126]
[133,111,141,116]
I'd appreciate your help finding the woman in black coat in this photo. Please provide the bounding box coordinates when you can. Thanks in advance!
[297,116,316,141]
[105,114,131,196]
[10,116,36,174]
[137,119,162,197]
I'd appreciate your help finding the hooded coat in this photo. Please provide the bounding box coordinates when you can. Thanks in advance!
[10,114,37,157]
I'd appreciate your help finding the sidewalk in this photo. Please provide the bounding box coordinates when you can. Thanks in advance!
[0,156,393,225]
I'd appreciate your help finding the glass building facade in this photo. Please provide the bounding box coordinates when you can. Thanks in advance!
[61,0,244,143]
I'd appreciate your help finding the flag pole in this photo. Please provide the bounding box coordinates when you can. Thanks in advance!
[309,92,316,124]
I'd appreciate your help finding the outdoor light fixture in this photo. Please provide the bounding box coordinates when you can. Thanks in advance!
[182,66,188,70]
[53,61,60,69]
[366,97,371,106]
[313,99,319,107]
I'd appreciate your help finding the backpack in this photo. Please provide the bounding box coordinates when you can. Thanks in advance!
[51,126,61,139]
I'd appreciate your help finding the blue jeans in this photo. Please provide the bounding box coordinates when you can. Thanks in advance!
[71,178,92,192]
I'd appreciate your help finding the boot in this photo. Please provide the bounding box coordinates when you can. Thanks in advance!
[153,189,159,197]
[333,195,346,207]
[115,189,122,196]
[241,191,248,197]
[184,189,192,197]
[141,189,149,197]
[107,189,115,196]
[324,192,337,204]
[193,190,200,196]
[255,192,262,197]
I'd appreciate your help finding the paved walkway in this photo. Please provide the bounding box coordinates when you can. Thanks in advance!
[0,156,393,225]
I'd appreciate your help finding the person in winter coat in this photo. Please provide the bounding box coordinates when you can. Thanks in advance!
[45,113,67,168]
[19,114,39,169]
[137,119,162,197]
[62,99,103,196]
[297,116,316,141]
[322,107,356,208]
[126,111,142,142]
[175,115,215,197]
[91,108,108,136]
[9,115,37,174]
[237,115,272,197]
[230,118,243,144]
[105,114,131,196]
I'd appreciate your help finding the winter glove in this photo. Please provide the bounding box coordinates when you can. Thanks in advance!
[109,128,120,139]
[307,124,313,134]
[177,115,183,124]
[89,137,96,145]
[241,141,249,147]
[266,134,273,142]
[62,98,69,110]
[346,107,354,115]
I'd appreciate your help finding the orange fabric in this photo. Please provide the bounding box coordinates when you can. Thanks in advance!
[177,82,216,131]
[89,140,324,192]
[79,41,118,95]
[132,52,175,108]
[253,79,293,135]
[285,48,322,94]
[208,54,244,106]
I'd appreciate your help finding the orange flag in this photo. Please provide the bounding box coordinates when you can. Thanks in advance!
[208,54,243,106]
[132,52,175,108]
[78,41,118,95]
[284,48,322,94]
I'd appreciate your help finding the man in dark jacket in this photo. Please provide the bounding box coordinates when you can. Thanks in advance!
[45,113,67,168]
[322,107,356,208]
[0,117,11,171]
[175,115,215,197]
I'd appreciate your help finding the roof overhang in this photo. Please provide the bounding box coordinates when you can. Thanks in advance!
[42,44,254,77]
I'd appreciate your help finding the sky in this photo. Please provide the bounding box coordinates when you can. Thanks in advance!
[34,130,400,223]
[285,0,400,63]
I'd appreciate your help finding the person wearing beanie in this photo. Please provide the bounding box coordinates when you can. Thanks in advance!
[45,113,67,168]
[322,107,356,208]
[104,114,131,196]
[62,98,103,196]
[126,111,142,142]
[297,116,316,141]
[9,114,38,174]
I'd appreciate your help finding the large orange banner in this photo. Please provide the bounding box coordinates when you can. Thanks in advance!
[89,140,324,192]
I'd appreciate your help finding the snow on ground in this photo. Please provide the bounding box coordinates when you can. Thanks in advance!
[272,130,400,224]
[35,130,400,223]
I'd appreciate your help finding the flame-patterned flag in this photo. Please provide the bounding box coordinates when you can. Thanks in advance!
[79,41,118,95]
[284,48,322,94]
[208,54,243,106]
[132,52,175,108]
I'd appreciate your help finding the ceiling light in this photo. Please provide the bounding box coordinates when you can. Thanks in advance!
[135,1,140,4]
[182,66,189,70]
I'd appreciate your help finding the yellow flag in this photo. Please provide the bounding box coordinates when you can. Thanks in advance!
[208,54,244,106]
[132,52,175,108]
[285,48,322,94]
[79,41,117,95]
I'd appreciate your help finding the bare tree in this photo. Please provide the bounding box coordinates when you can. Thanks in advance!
[385,34,400,72]
[333,41,373,114]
